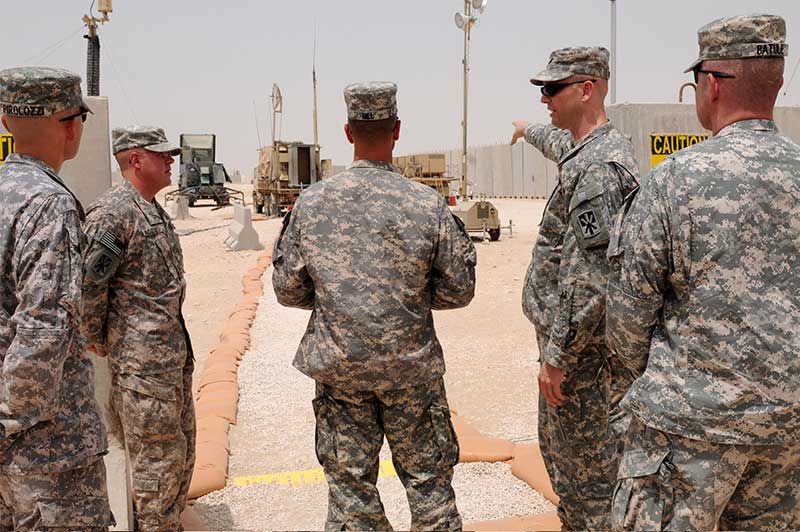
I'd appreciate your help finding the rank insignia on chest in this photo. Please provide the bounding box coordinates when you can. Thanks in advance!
[577,210,600,238]
[86,230,125,282]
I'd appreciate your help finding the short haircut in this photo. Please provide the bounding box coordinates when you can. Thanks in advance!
[348,117,397,141]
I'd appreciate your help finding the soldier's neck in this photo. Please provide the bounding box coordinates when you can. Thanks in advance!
[570,109,609,143]
[352,144,393,164]
[122,170,157,202]
[13,145,65,173]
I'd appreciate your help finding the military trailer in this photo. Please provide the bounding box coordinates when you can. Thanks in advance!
[252,141,328,216]
[451,198,506,241]
[165,134,244,208]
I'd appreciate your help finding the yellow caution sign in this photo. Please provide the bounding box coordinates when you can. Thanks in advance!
[232,459,398,488]
[650,133,709,168]
[0,134,14,166]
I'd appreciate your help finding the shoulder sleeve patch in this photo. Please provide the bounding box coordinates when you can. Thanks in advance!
[85,230,125,283]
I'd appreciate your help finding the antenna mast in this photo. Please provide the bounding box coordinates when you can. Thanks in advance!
[312,23,320,150]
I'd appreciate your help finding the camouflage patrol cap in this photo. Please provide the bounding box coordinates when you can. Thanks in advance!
[530,47,610,86]
[344,82,398,121]
[686,14,788,72]
[112,126,181,156]
[0,66,92,118]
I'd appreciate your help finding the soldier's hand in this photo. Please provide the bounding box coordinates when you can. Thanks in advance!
[511,121,530,145]
[87,344,108,357]
[538,361,566,407]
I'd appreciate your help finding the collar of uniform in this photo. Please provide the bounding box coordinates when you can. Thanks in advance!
[559,121,614,166]
[122,178,165,225]
[4,153,60,176]
[348,159,402,174]
[715,118,777,138]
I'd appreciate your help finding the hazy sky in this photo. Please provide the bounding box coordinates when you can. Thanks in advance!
[5,1,800,174]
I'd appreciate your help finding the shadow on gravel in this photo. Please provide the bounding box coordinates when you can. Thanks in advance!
[191,502,236,530]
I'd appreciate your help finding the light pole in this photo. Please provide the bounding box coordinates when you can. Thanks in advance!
[82,0,113,96]
[454,0,487,202]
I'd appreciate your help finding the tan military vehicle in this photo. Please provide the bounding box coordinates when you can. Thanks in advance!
[253,141,330,216]
[393,153,457,201]
[451,198,504,241]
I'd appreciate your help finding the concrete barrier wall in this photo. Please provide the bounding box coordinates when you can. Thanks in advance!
[61,96,113,206]
[408,104,800,199]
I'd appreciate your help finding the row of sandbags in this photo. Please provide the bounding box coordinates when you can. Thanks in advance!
[187,251,273,501]
[451,413,562,530]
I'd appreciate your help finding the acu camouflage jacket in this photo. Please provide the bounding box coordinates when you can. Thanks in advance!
[0,154,107,474]
[607,119,800,445]
[521,121,638,372]
[273,159,477,391]
[82,179,192,377]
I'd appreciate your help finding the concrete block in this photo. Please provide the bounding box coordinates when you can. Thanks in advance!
[93,354,133,530]
[170,196,193,220]
[224,206,264,251]
[60,96,113,206]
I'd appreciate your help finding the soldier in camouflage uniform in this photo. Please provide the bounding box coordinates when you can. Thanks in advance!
[510,48,639,530]
[0,68,111,530]
[81,127,195,532]
[273,82,476,531]
[608,14,800,531]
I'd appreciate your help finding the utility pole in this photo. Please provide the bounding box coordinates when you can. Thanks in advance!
[460,0,471,201]
[82,0,113,96]
[610,0,617,104]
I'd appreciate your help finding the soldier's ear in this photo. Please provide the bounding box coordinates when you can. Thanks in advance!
[393,119,401,141]
[344,123,354,145]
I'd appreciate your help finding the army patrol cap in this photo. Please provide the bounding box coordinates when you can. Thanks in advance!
[112,126,181,156]
[686,14,788,72]
[0,66,92,118]
[344,82,398,121]
[530,47,610,86]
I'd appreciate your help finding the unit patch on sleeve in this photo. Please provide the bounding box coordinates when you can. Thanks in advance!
[577,209,601,239]
[86,230,125,282]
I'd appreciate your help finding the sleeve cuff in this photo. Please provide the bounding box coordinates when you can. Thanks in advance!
[523,123,539,145]
[543,340,579,371]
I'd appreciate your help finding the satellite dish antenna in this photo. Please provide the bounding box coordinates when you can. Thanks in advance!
[472,0,488,13]
[272,83,283,113]
[454,12,467,29]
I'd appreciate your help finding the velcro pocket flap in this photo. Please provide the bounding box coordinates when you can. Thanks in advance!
[618,448,670,479]
[568,182,604,213]
[37,496,109,526]
[115,373,178,401]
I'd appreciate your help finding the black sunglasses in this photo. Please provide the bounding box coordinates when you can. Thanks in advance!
[540,79,596,97]
[693,69,736,84]
[58,110,89,123]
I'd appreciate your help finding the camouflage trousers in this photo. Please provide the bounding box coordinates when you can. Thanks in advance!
[313,377,462,531]
[538,339,630,531]
[111,362,196,532]
[612,416,800,531]
[0,457,111,531]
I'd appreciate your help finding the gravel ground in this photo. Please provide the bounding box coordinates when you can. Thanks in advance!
[194,199,553,529]
[196,461,554,530]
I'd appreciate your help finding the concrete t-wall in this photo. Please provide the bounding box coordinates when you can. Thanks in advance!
[61,96,113,206]
[413,103,800,199]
